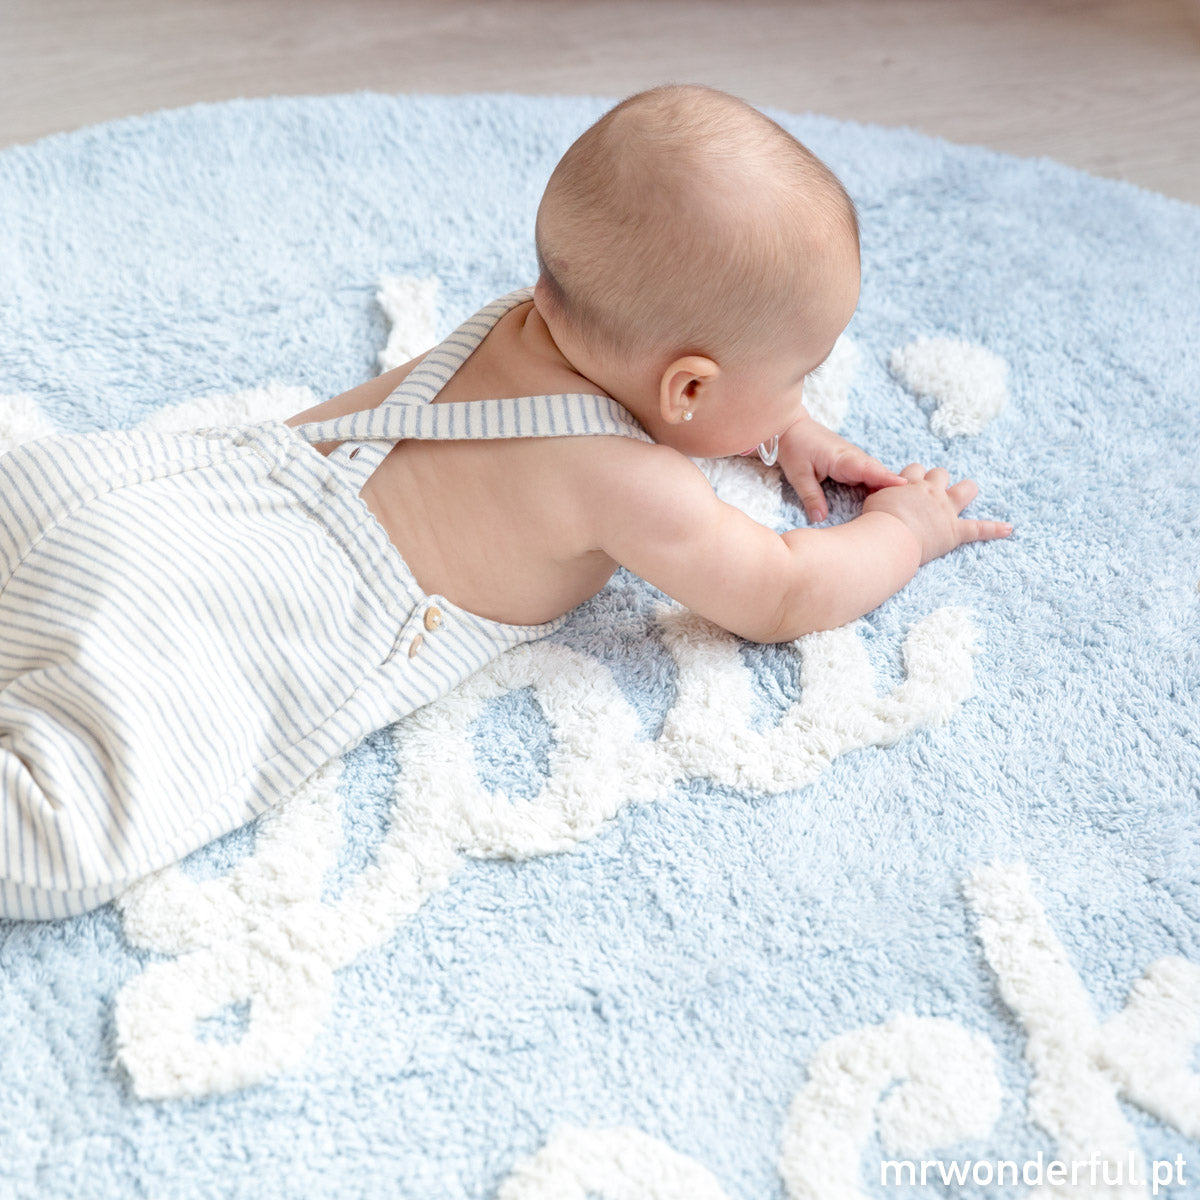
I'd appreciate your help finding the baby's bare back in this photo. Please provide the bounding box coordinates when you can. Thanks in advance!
[287,302,626,626]
[362,432,620,625]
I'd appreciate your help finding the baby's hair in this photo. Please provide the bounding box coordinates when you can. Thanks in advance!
[535,84,860,371]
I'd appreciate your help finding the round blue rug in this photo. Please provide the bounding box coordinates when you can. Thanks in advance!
[0,92,1197,1200]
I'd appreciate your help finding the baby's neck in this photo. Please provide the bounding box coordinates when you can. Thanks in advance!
[456,297,620,410]
[516,301,586,380]
[524,298,658,425]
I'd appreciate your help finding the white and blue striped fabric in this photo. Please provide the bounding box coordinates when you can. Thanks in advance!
[0,289,652,920]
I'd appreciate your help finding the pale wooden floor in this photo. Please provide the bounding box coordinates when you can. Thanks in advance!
[3,0,1200,203]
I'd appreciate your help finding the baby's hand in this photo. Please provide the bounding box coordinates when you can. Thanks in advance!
[777,415,907,524]
[862,463,1012,565]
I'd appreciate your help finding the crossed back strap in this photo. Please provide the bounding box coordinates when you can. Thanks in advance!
[291,289,652,493]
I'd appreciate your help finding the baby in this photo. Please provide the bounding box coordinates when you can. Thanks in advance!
[286,83,1010,641]
[1,84,1009,920]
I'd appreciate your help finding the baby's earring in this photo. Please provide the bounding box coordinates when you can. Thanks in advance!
[683,410,694,422]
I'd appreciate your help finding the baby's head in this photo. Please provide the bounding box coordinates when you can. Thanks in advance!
[534,84,861,456]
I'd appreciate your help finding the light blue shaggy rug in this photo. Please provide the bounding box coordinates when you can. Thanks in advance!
[1,92,1198,1200]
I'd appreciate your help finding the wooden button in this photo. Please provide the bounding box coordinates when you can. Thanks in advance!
[423,607,443,632]
[408,634,424,658]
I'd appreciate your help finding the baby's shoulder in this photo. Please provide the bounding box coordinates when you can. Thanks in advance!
[557,433,714,518]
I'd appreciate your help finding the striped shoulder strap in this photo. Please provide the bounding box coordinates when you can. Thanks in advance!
[290,289,653,493]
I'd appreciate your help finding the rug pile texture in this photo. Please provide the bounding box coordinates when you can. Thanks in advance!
[0,92,1198,1200]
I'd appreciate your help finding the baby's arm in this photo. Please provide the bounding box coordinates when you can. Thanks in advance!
[589,443,1009,642]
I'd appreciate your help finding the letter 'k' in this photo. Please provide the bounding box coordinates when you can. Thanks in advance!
[966,863,1200,1189]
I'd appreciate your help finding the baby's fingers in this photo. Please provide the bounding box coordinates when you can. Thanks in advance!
[947,477,1011,540]
[788,460,828,524]
[946,478,979,511]
[833,450,907,491]
[960,517,1014,544]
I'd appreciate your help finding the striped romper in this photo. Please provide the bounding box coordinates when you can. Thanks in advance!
[0,289,652,919]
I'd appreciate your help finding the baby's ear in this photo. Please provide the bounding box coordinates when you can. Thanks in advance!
[659,355,720,425]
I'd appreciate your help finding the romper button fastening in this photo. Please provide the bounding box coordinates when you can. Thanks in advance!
[424,607,443,632]
[408,634,424,658]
